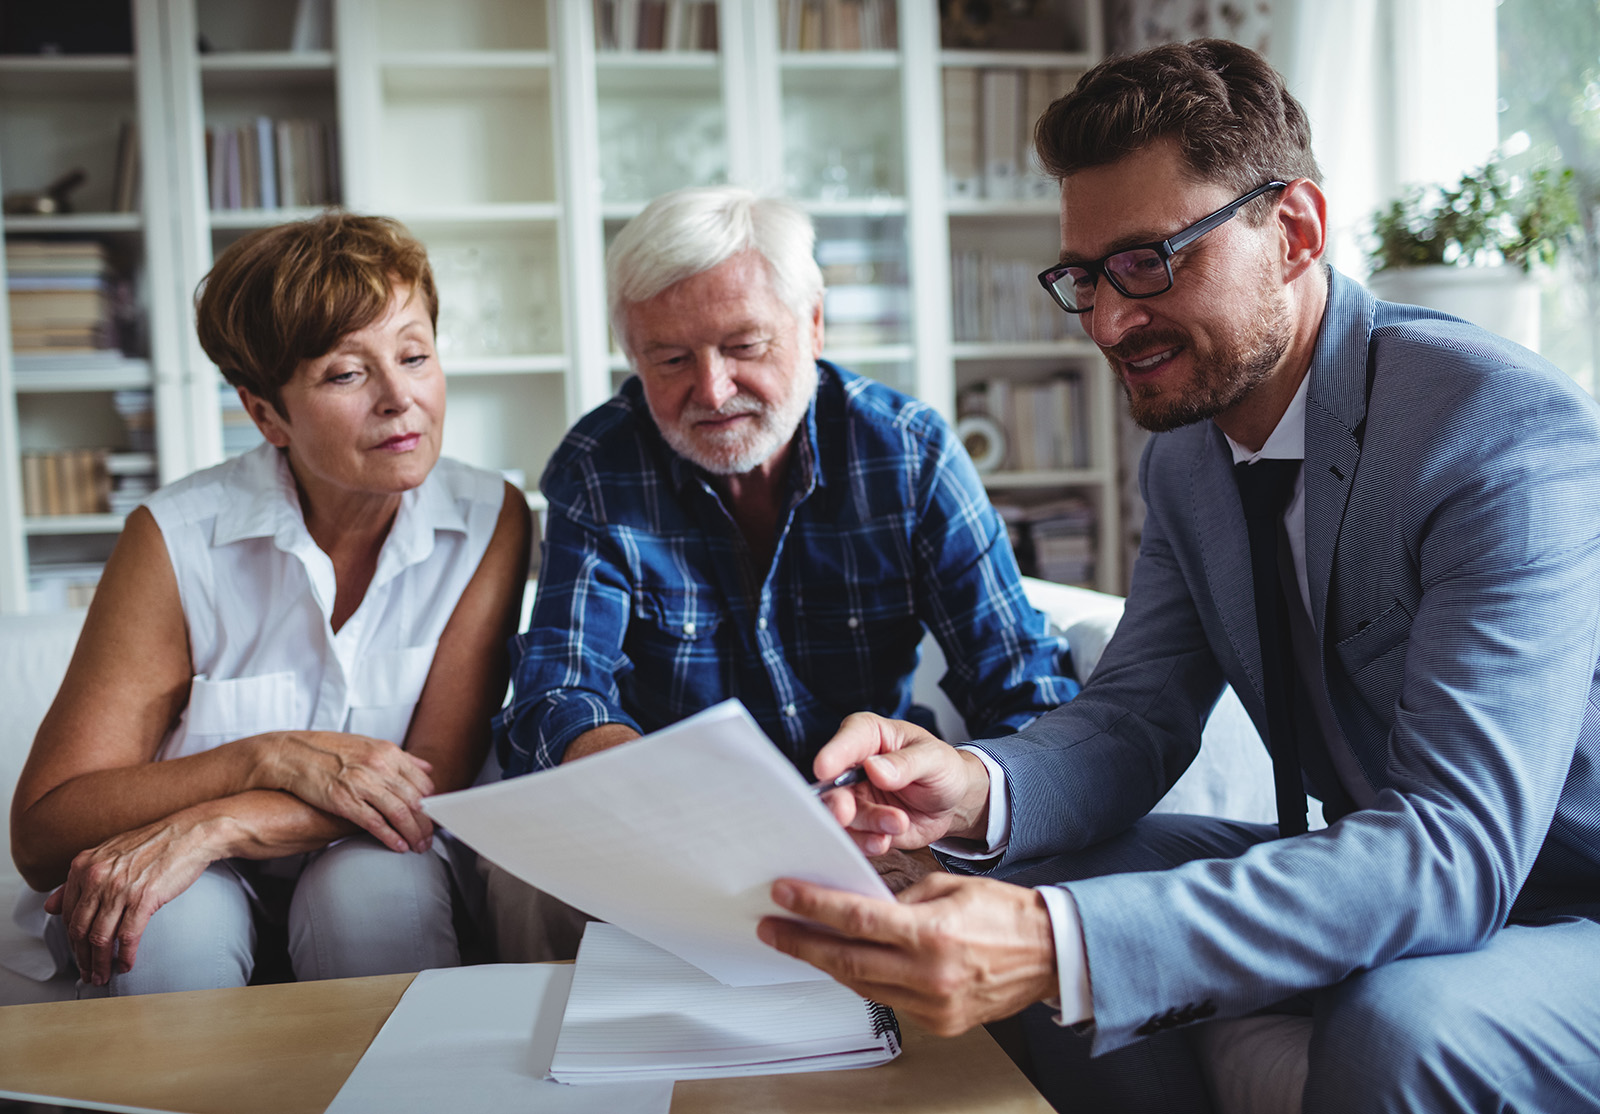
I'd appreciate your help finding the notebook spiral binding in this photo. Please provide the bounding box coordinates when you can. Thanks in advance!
[868,1000,902,1053]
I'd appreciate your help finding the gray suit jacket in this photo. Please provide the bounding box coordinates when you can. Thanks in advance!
[982,268,1600,1052]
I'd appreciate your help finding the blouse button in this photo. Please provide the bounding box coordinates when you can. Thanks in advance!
[683,621,696,636]
[847,615,860,629]
[783,703,798,717]
[757,617,768,631]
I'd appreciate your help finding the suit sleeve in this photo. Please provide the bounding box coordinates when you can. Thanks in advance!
[988,367,1600,1053]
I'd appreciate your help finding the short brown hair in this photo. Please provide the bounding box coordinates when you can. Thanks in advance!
[195,211,437,410]
[1035,39,1322,218]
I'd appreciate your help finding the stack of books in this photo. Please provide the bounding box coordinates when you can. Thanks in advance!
[996,497,1097,587]
[106,451,158,517]
[5,241,118,353]
[594,0,720,50]
[113,389,155,453]
[817,236,908,347]
[206,117,340,211]
[778,0,898,50]
[942,67,1081,201]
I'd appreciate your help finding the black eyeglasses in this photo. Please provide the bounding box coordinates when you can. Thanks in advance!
[1037,181,1288,313]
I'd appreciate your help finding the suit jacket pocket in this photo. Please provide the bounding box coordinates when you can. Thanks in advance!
[1333,597,1413,719]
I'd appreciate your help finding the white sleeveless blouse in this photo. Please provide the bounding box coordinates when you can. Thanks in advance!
[146,443,504,761]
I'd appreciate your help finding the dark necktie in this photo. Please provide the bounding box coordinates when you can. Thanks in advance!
[1234,458,1308,837]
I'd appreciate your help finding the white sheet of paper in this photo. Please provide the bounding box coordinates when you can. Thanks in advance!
[324,964,670,1114]
[423,700,894,985]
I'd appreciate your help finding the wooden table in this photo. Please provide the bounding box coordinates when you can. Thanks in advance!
[0,973,1051,1114]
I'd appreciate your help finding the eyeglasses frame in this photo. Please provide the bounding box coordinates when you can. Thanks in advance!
[1037,180,1290,314]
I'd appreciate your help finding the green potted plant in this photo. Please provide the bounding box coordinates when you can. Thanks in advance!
[1365,159,1580,351]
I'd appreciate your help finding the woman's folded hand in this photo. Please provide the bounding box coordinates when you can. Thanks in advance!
[256,731,436,853]
[45,811,226,987]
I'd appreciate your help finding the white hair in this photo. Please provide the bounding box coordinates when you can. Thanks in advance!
[606,185,824,359]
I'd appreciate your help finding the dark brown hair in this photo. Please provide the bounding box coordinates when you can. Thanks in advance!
[194,211,437,411]
[1035,39,1322,220]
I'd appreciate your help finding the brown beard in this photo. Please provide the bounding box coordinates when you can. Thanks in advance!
[1108,276,1293,434]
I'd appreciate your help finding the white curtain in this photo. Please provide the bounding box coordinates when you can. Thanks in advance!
[1269,0,1498,275]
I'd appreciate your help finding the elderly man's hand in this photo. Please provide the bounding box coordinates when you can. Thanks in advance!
[756,873,1058,1037]
[813,713,993,855]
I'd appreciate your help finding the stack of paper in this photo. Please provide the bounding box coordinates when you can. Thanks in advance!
[551,923,901,1084]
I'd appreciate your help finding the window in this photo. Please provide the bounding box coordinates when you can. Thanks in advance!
[1497,0,1600,395]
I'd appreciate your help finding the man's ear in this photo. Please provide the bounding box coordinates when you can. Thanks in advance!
[1276,178,1328,281]
[239,385,291,448]
[806,297,825,358]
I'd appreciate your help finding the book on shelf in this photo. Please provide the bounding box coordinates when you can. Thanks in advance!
[1022,68,1078,199]
[778,0,896,50]
[19,449,111,517]
[951,248,1084,344]
[943,68,1082,202]
[290,0,333,51]
[595,0,719,51]
[980,68,1023,201]
[943,68,982,200]
[111,120,140,213]
[206,118,338,212]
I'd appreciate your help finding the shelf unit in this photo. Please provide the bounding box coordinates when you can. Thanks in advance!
[0,0,1115,612]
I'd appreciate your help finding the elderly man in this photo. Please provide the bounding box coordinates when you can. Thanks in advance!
[758,40,1600,1114]
[488,185,1078,958]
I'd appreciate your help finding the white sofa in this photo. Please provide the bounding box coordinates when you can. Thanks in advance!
[0,579,1278,1000]
[0,581,1305,1113]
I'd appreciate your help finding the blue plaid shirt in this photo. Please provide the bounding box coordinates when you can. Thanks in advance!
[497,362,1079,777]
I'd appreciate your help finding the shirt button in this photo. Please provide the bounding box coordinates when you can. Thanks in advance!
[757,617,768,631]
[682,621,696,635]
[847,616,860,629]
[783,703,797,717]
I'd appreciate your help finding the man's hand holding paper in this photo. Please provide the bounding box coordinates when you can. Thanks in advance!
[757,872,1058,1038]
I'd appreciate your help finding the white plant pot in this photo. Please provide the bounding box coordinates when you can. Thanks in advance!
[1365,265,1541,353]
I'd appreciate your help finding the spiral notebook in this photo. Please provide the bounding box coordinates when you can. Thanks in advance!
[550,923,902,1084]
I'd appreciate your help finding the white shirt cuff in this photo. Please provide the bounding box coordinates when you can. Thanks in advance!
[1038,886,1094,1026]
[930,745,1010,859]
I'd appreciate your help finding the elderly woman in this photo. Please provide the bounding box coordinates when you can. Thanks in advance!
[9,213,530,995]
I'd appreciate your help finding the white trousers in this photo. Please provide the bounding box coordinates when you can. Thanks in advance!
[47,836,460,997]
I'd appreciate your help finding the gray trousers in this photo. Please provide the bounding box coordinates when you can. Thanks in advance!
[46,836,461,997]
[997,814,1600,1114]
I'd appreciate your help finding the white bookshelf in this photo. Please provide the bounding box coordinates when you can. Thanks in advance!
[0,0,1115,612]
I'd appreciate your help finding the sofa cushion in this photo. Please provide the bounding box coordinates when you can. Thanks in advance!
[0,608,87,1001]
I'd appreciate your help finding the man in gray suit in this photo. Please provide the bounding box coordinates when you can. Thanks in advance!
[757,39,1600,1112]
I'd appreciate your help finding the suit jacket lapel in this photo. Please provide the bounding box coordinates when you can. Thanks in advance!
[1192,423,1263,703]
[1304,271,1377,632]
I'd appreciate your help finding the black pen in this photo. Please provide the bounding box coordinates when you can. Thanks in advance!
[809,766,868,795]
